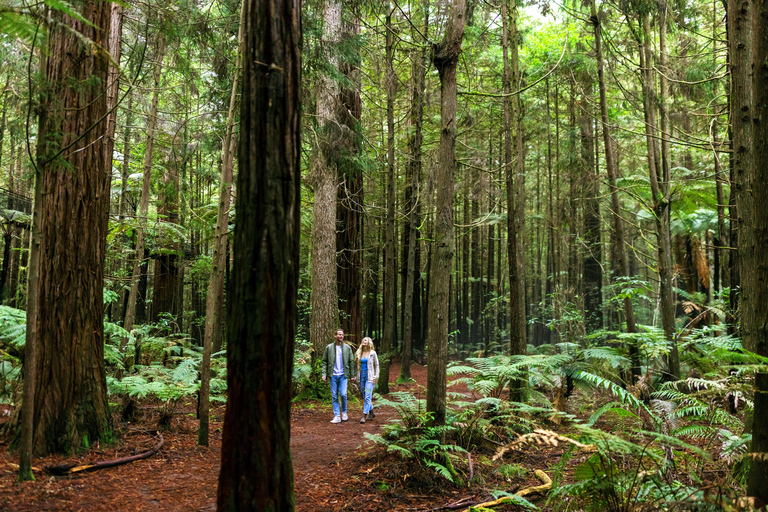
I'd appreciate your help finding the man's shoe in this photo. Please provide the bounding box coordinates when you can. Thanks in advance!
[369,410,375,419]
[360,415,366,424]
[330,416,341,423]
[342,412,349,421]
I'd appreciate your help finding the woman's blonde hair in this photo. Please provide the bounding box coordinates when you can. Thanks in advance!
[355,336,375,361]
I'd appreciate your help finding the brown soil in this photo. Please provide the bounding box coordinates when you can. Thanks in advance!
[1,362,486,512]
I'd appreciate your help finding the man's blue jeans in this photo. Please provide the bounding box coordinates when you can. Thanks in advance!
[330,374,348,417]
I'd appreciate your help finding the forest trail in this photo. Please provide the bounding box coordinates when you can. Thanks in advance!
[0,361,429,511]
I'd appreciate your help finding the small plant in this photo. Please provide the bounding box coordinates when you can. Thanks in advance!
[365,392,467,483]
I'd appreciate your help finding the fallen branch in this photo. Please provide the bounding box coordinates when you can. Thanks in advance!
[45,433,163,476]
[459,496,512,512]
[493,429,596,461]
[516,469,552,497]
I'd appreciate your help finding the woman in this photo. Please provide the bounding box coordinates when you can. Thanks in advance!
[355,336,380,423]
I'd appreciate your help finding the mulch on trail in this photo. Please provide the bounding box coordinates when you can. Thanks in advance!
[1,361,491,512]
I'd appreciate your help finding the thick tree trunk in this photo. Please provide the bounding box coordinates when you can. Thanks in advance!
[28,0,113,456]
[336,12,363,347]
[308,0,341,364]
[427,0,465,427]
[199,3,243,447]
[215,0,300,504]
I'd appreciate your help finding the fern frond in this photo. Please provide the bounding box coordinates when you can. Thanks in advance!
[424,460,454,482]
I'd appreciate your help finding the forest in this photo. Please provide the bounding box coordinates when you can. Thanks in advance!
[0,0,767,508]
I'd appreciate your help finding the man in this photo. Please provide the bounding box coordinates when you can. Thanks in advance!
[322,329,355,423]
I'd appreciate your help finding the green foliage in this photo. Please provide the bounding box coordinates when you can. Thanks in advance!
[365,392,466,483]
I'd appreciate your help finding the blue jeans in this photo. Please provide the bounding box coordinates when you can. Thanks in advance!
[360,370,373,414]
[330,374,348,417]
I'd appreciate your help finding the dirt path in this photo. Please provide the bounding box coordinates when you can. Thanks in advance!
[0,362,429,511]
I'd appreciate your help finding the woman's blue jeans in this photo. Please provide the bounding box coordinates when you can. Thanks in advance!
[360,370,373,414]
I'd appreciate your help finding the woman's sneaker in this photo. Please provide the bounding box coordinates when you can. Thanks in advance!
[330,416,341,423]
[342,412,349,421]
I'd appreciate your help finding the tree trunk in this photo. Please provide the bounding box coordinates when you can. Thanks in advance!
[199,2,244,447]
[728,0,752,334]
[504,0,527,399]
[216,0,300,505]
[580,99,602,334]
[380,4,397,394]
[308,0,341,365]
[27,0,113,456]
[427,0,465,427]
[590,0,639,379]
[336,11,363,347]
[122,33,167,363]
[746,1,767,501]
[399,4,428,381]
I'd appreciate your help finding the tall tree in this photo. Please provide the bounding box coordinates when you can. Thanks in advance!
[380,2,397,394]
[656,2,679,379]
[503,0,526,397]
[589,0,639,379]
[399,0,428,382]
[27,0,113,456]
[426,0,465,427]
[336,9,363,347]
[121,29,167,364]
[215,0,300,503]
[308,0,342,364]
[728,0,752,334]
[199,0,244,447]
[745,0,767,500]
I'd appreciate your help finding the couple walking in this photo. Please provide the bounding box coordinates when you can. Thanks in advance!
[321,329,379,424]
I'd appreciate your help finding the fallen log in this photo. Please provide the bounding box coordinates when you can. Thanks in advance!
[44,433,163,476]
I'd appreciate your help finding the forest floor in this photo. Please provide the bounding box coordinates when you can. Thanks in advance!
[0,360,737,511]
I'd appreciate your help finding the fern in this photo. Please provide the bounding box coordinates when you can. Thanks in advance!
[424,460,454,482]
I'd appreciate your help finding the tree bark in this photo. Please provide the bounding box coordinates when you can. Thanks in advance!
[308,0,341,365]
[336,11,363,348]
[656,3,679,380]
[400,2,428,382]
[427,0,465,427]
[27,0,113,456]
[215,0,300,504]
[746,0,767,501]
[504,0,526,399]
[380,3,396,394]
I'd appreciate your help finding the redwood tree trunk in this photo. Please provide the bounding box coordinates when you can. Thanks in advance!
[30,0,113,455]
[216,0,300,503]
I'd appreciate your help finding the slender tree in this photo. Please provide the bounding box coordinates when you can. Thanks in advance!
[745,0,767,500]
[199,0,244,447]
[426,0,465,427]
[216,0,300,503]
